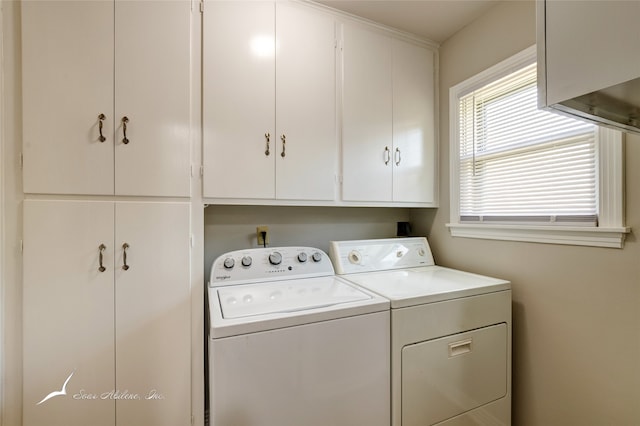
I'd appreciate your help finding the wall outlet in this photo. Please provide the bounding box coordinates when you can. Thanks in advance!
[256,226,269,246]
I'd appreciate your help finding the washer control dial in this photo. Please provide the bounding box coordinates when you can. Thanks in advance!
[241,256,252,267]
[269,252,282,265]
[311,251,323,262]
[223,257,235,269]
[297,252,308,263]
[348,250,362,264]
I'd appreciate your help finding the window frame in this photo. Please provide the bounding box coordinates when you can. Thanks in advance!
[447,45,629,248]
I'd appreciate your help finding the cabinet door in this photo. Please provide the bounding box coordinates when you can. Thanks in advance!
[115,202,191,426]
[115,1,191,197]
[544,0,640,105]
[203,1,276,199]
[342,24,393,202]
[275,3,337,201]
[23,200,115,426]
[392,39,436,203]
[22,1,114,195]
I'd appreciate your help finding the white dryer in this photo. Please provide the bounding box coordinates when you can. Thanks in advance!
[208,246,390,426]
[330,237,512,426]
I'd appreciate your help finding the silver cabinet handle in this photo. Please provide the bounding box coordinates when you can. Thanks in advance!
[395,147,401,166]
[98,114,106,142]
[280,134,286,158]
[121,116,130,145]
[384,146,391,165]
[265,133,271,156]
[98,244,106,272]
[122,243,130,270]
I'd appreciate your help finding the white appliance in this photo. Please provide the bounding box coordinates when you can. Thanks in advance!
[330,237,512,426]
[207,246,390,426]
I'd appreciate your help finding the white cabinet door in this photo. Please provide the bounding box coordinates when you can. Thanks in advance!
[203,1,276,199]
[22,1,191,197]
[115,202,191,426]
[544,1,640,106]
[342,24,393,202]
[22,1,114,195]
[23,200,115,426]
[203,1,337,202]
[115,1,191,197]
[392,38,436,203]
[275,3,337,201]
[342,24,437,205]
[23,201,191,426]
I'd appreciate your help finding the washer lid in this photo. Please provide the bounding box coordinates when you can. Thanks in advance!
[209,276,390,338]
[218,276,371,319]
[341,266,511,308]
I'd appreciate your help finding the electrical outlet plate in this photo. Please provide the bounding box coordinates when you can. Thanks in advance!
[256,226,269,246]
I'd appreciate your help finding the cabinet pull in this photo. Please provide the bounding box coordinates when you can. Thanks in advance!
[395,147,402,166]
[98,114,106,142]
[122,243,130,270]
[384,146,391,165]
[121,116,130,145]
[280,134,286,158]
[265,133,271,156]
[98,244,106,272]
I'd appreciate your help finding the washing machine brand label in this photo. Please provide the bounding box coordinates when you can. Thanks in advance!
[215,275,231,281]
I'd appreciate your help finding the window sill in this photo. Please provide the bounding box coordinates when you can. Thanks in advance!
[446,223,631,249]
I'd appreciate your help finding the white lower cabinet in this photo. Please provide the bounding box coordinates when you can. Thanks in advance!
[23,200,191,426]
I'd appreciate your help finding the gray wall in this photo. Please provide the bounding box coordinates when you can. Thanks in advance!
[411,1,640,424]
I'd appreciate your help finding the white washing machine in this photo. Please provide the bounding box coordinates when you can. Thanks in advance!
[330,237,512,426]
[208,246,390,426]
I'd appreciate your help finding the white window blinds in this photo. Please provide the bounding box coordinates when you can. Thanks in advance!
[458,62,598,225]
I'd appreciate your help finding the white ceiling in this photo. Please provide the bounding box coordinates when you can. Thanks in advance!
[314,0,499,44]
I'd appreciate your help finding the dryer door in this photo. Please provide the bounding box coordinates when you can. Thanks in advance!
[402,323,508,426]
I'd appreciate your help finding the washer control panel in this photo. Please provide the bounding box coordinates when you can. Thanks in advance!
[329,237,435,274]
[210,247,332,287]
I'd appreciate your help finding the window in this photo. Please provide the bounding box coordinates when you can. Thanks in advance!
[448,46,629,248]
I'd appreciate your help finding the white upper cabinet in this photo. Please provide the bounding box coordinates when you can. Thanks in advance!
[203,1,276,200]
[342,24,394,202]
[113,1,191,197]
[542,0,640,106]
[203,1,337,201]
[275,2,338,201]
[22,1,114,195]
[538,0,640,134]
[342,23,437,205]
[22,0,191,197]
[392,38,436,203]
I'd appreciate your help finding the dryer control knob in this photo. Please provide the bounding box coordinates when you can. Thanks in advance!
[311,252,322,262]
[348,250,361,264]
[241,256,252,267]
[269,252,282,265]
[418,248,426,257]
[223,257,235,269]
[297,252,308,263]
